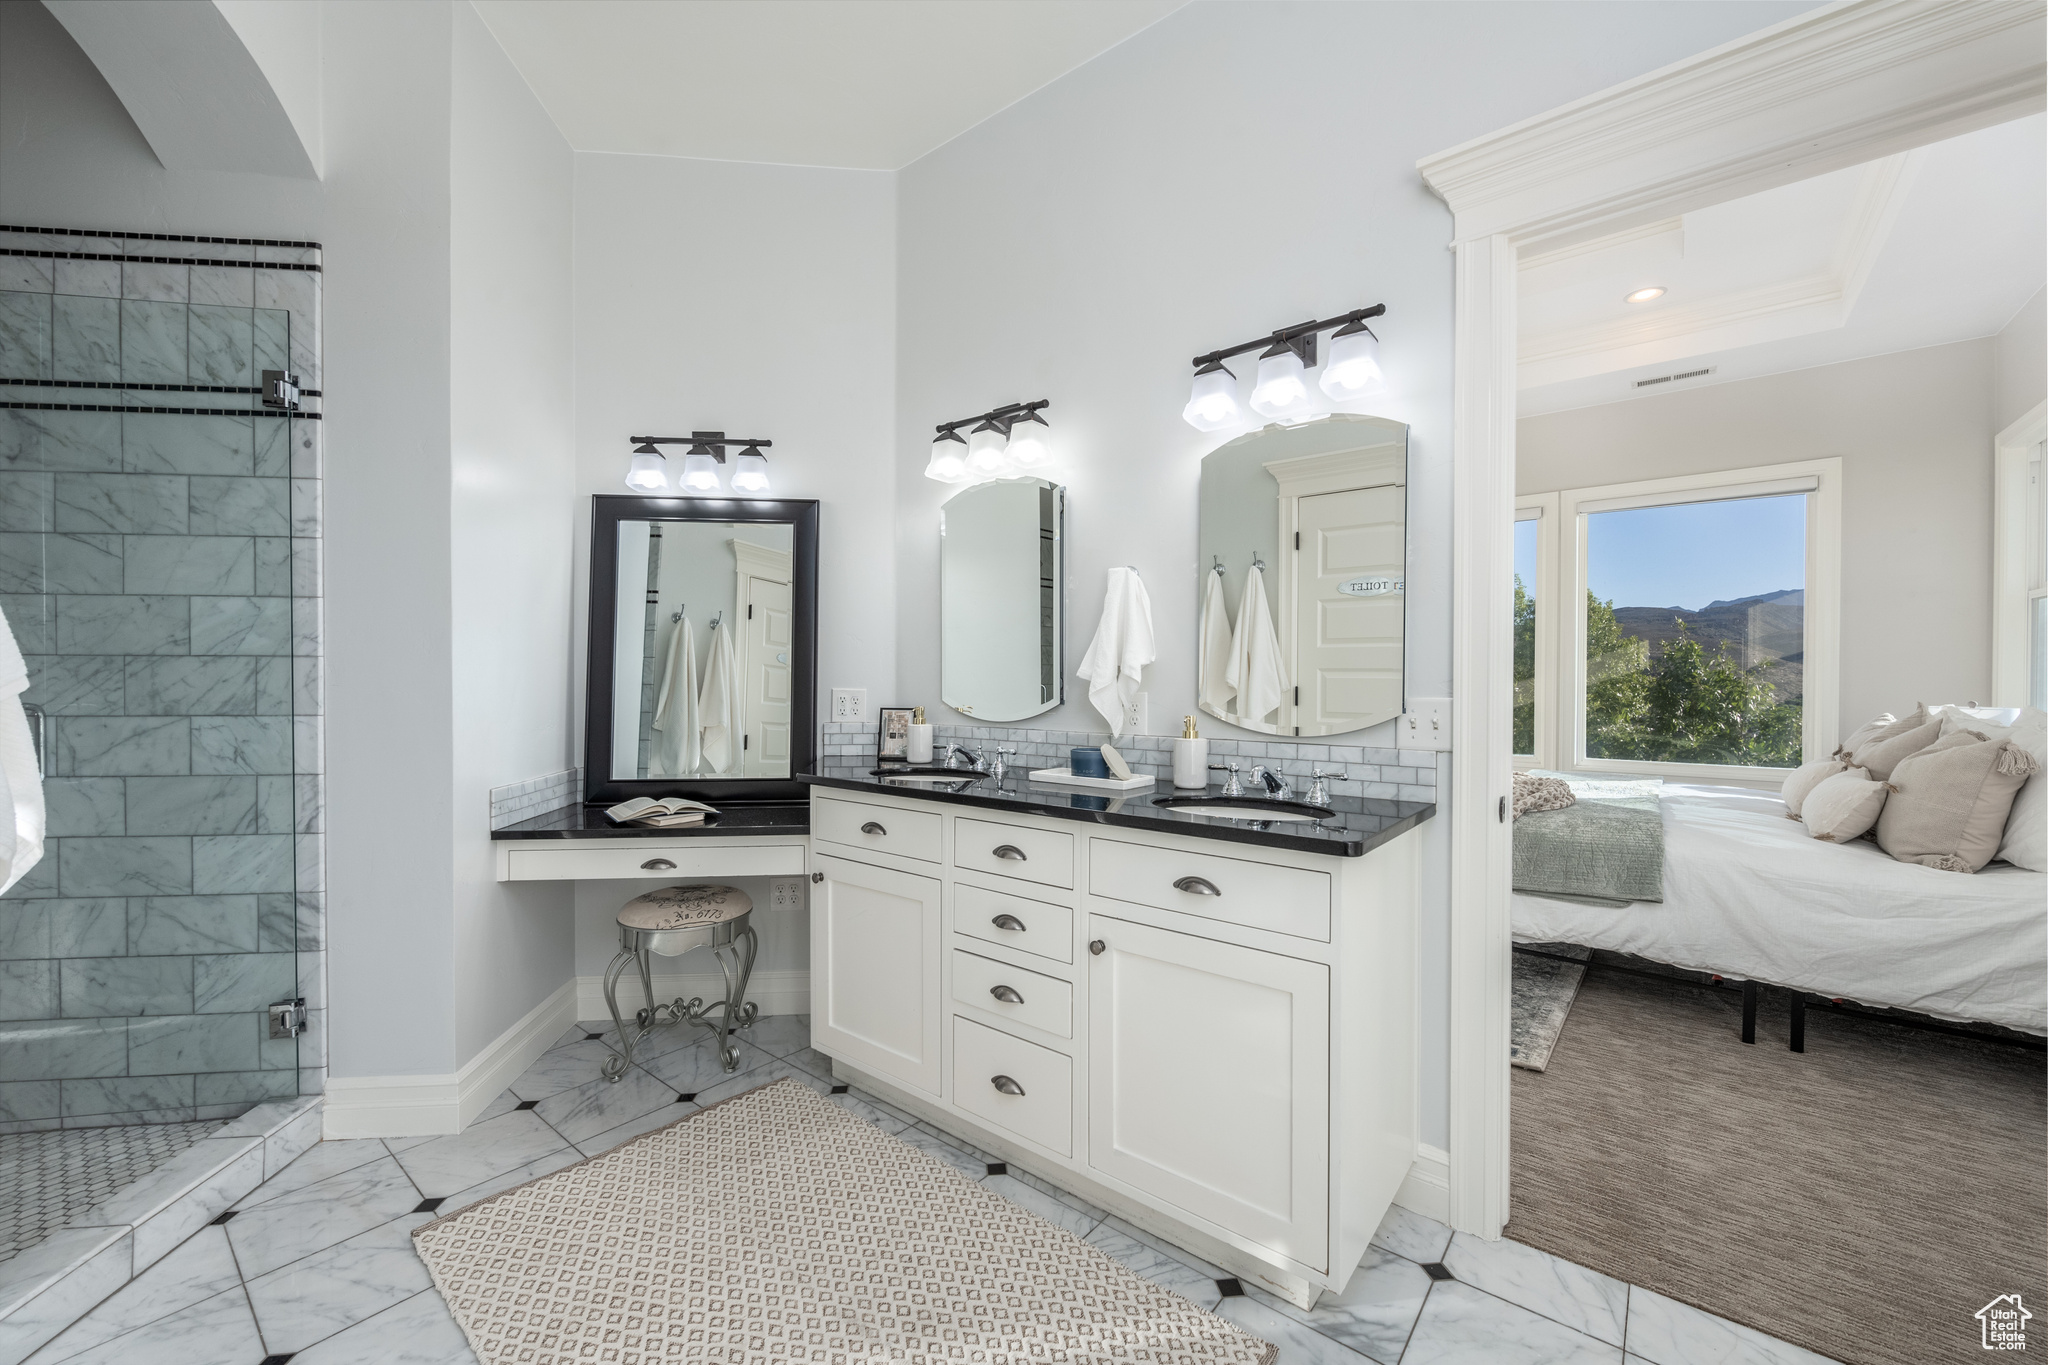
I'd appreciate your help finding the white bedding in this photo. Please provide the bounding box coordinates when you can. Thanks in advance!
[1512,784,2048,1034]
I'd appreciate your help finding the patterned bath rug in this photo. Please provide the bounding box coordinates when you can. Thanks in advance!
[1512,942,1594,1072]
[412,1077,1277,1365]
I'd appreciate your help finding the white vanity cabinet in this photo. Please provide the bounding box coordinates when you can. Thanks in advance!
[806,784,1423,1310]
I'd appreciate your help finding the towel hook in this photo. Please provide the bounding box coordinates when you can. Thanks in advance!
[1250,551,1265,572]
[1211,555,1225,576]
[710,610,723,629]
[670,601,685,624]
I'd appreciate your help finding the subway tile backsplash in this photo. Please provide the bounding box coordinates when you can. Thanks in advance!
[490,767,582,829]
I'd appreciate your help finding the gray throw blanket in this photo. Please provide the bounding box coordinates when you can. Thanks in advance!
[1513,796,1664,907]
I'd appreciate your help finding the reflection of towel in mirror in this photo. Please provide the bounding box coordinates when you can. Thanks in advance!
[1197,570,1235,718]
[1226,565,1288,726]
[0,601,43,896]
[1076,567,1156,737]
[650,616,699,778]
[698,621,743,774]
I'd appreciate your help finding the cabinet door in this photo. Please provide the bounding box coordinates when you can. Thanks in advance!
[1087,915,1329,1270]
[811,853,943,1095]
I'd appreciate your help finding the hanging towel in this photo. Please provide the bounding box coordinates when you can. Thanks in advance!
[650,616,700,778]
[1197,569,1236,718]
[1225,564,1289,726]
[1076,567,1156,737]
[0,601,43,897]
[698,621,743,775]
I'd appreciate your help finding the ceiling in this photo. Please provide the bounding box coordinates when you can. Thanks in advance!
[1518,113,2048,416]
[471,0,1185,171]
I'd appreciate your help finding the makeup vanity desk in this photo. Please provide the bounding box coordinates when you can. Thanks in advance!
[489,803,810,881]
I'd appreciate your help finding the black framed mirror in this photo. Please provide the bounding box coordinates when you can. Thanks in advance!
[584,494,819,805]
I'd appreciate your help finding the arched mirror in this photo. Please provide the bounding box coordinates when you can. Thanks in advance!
[941,477,1065,721]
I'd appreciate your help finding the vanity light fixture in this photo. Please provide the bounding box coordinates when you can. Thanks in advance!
[926,428,970,483]
[1004,409,1051,468]
[1626,286,1667,303]
[924,400,1051,483]
[1183,304,1386,431]
[965,418,1010,477]
[623,431,774,496]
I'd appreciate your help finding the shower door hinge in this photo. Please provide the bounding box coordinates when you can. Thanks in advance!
[262,370,301,411]
[268,997,307,1039]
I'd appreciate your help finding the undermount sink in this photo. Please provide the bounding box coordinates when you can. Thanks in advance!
[872,766,988,780]
[1152,797,1333,822]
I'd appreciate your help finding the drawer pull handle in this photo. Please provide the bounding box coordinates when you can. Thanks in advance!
[991,844,1028,861]
[860,821,887,836]
[990,1074,1026,1097]
[989,984,1025,1005]
[640,858,676,871]
[1089,939,1105,955]
[1173,876,1221,897]
[990,914,1027,932]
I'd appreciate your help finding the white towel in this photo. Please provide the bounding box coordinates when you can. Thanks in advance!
[0,601,43,896]
[650,616,699,778]
[1075,567,1156,737]
[1197,570,1236,717]
[698,622,743,774]
[1225,564,1289,726]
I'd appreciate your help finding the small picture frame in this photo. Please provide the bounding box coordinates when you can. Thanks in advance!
[877,707,915,759]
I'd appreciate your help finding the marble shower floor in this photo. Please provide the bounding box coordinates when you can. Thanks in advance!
[21,1016,1842,1365]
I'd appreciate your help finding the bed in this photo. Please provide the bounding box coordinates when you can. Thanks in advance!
[1512,783,2048,1038]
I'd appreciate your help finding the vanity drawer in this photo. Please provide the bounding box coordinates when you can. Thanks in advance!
[1089,839,1330,941]
[951,949,1072,1038]
[813,797,942,864]
[952,1016,1073,1157]
[499,842,806,882]
[953,883,1073,964]
[953,817,1073,889]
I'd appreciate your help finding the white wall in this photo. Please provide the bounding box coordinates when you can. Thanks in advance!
[1518,340,1999,735]
[1995,287,2046,433]
[890,0,1812,1151]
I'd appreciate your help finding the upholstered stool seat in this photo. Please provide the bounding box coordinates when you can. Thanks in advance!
[600,883,759,1082]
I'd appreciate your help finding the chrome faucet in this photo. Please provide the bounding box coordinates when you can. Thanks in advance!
[1210,761,1243,797]
[1250,765,1291,800]
[990,746,1015,783]
[1306,766,1339,806]
[945,742,983,770]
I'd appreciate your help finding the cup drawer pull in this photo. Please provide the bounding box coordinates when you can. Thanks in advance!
[990,1074,1026,1096]
[860,821,887,836]
[990,913,1027,932]
[640,858,676,871]
[991,844,1028,861]
[1173,876,1221,896]
[989,984,1025,1005]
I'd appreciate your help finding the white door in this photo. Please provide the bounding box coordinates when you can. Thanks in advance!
[1295,484,1404,733]
[811,853,943,1095]
[1087,915,1329,1270]
[741,575,793,776]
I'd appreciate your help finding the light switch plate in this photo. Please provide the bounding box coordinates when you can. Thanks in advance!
[1399,697,1451,752]
[830,688,866,722]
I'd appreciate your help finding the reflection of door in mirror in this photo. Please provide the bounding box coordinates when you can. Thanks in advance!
[1294,485,1405,732]
[734,540,793,777]
[941,478,1065,722]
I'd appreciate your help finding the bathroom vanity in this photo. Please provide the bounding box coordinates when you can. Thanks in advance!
[799,761,1433,1309]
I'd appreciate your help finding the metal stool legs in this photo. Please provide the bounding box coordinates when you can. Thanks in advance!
[599,920,760,1082]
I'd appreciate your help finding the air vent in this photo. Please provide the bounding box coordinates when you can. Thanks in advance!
[1635,366,1714,389]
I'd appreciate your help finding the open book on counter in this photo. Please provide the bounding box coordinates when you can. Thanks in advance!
[604,797,719,828]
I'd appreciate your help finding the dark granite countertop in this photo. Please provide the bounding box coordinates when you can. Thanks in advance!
[800,760,1432,858]
[491,802,810,840]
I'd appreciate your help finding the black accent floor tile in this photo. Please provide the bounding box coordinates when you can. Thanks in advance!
[1422,1261,1454,1281]
[209,1210,237,1225]
[261,1355,295,1364]
[515,1099,539,1110]
[1215,1277,1243,1297]
[412,1198,445,1214]
[984,1162,1007,1176]
[677,1093,696,1103]
[585,1032,606,1041]
[830,1085,850,1095]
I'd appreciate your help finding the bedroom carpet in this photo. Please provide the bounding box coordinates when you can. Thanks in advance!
[1509,964,2046,1365]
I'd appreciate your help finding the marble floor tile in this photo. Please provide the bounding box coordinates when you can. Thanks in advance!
[780,1044,839,1081]
[390,1110,567,1199]
[1370,1203,1455,1264]
[740,1013,811,1057]
[1251,1245,1435,1363]
[574,1101,697,1159]
[435,1147,582,1216]
[831,1086,916,1135]
[637,1035,778,1094]
[1091,1214,1231,1279]
[889,1123,987,1179]
[1444,1233,1628,1346]
[1083,1221,1224,1311]
[1402,1280,1623,1365]
[505,1038,621,1101]
[1213,1291,1385,1365]
[544,1023,591,1052]
[531,1064,685,1146]
[686,1057,833,1111]
[23,1284,263,1365]
[223,1154,422,1278]
[472,1089,521,1124]
[13,1225,237,1362]
[285,1286,478,1365]
[981,1174,1101,1239]
[1005,1164,1107,1220]
[244,1214,435,1354]
[1625,1288,1844,1365]
[234,1137,390,1209]
[911,1120,1004,1168]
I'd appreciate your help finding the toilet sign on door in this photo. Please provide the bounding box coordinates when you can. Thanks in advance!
[1336,576,1403,597]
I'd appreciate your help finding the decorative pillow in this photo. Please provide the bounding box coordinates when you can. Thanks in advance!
[1780,758,1846,818]
[1939,711,2013,746]
[1834,713,1897,761]
[1512,772,1575,820]
[1802,768,1889,842]
[1924,702,2025,728]
[1995,708,2046,871]
[1877,730,2041,872]
[1850,717,1942,782]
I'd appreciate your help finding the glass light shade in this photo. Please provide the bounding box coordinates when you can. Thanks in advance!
[1319,327,1382,400]
[1005,416,1051,467]
[1182,364,1240,431]
[624,449,670,492]
[1249,348,1312,420]
[966,422,1010,477]
[679,451,722,493]
[729,449,770,494]
[926,433,970,483]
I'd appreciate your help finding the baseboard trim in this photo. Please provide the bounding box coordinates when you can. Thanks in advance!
[322,979,578,1140]
[573,969,810,1026]
[1395,1142,1451,1224]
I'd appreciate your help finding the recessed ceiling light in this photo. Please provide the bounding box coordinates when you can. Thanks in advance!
[1625,286,1667,304]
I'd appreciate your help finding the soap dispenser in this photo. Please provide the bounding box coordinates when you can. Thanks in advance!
[907,707,934,764]
[1173,716,1209,789]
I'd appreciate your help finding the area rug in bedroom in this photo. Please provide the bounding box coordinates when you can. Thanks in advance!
[412,1077,1276,1365]
[1510,942,1592,1071]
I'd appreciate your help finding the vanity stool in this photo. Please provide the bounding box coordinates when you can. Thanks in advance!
[600,884,759,1082]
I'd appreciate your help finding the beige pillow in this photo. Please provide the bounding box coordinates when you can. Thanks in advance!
[1780,758,1846,818]
[1939,711,2013,747]
[1802,768,1888,842]
[1995,708,2046,871]
[1850,717,1942,782]
[1877,731,2041,872]
[1512,771,1575,820]
[1834,713,1897,760]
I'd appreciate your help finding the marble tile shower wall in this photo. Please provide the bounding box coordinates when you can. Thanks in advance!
[0,227,324,1133]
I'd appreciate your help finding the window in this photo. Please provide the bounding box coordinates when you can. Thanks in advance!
[1512,495,1556,765]
[1992,406,2048,709]
[1513,513,1539,755]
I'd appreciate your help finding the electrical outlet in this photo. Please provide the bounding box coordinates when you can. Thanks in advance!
[1121,692,1149,737]
[769,878,805,910]
[1399,697,1452,752]
[830,688,866,722]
